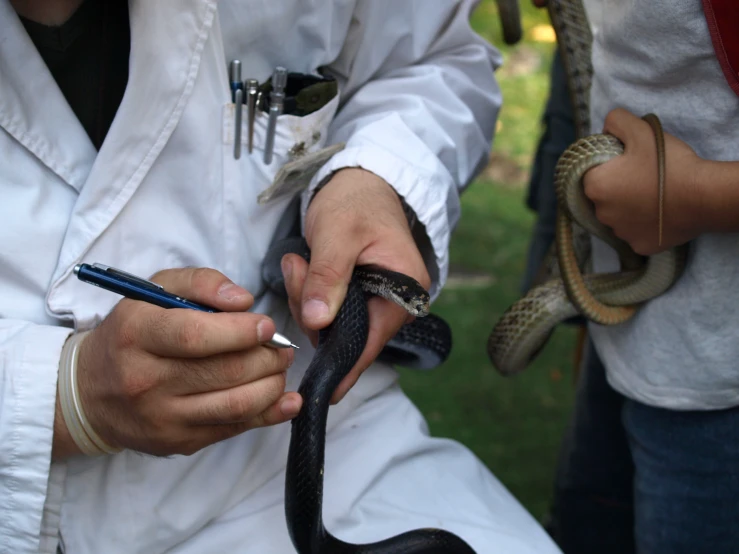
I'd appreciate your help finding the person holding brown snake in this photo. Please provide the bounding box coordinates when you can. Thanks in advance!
[546,1,739,553]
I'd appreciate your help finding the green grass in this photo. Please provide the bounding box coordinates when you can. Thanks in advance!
[396,1,578,520]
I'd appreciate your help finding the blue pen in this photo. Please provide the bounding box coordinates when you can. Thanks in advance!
[74,263,298,349]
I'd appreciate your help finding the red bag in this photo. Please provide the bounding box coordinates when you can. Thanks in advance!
[703,0,739,96]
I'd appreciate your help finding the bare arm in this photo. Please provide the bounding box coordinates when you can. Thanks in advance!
[691,158,739,234]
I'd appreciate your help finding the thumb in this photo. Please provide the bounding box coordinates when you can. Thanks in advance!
[602,107,641,143]
[149,267,253,312]
[301,233,359,330]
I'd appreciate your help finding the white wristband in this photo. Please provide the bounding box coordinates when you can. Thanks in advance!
[59,331,121,456]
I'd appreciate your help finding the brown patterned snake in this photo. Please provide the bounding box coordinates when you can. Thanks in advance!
[487,0,689,376]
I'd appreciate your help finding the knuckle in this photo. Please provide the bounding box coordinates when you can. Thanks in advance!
[115,315,139,350]
[190,267,226,294]
[137,406,171,441]
[176,357,211,389]
[262,347,286,373]
[603,110,618,129]
[120,367,156,401]
[243,413,267,430]
[281,347,294,369]
[605,108,627,128]
[272,371,287,392]
[175,318,206,354]
[148,308,175,342]
[308,258,347,288]
[223,387,256,422]
[262,374,287,406]
[219,354,246,385]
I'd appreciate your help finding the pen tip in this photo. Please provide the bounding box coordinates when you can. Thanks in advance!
[292,344,300,349]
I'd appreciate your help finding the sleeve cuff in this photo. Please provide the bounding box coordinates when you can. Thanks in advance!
[0,323,72,552]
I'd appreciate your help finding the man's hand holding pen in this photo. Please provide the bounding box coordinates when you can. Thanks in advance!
[53,268,302,460]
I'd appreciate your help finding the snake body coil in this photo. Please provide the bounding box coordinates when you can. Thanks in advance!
[488,0,688,376]
[489,133,688,375]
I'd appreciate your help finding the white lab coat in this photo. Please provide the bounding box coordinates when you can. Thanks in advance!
[0,1,561,552]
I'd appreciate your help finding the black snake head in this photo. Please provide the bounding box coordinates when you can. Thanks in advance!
[353,266,430,317]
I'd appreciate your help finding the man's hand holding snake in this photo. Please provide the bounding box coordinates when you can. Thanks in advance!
[280,168,430,404]
[583,108,737,255]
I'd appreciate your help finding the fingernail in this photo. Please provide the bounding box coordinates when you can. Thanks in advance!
[256,319,274,342]
[286,348,295,368]
[281,258,292,280]
[280,396,301,417]
[218,282,248,301]
[303,298,329,323]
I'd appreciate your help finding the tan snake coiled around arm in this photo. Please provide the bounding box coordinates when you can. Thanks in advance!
[487,1,688,376]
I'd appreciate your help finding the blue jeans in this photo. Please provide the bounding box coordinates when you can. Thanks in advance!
[626,392,739,552]
[546,341,635,553]
[548,341,739,554]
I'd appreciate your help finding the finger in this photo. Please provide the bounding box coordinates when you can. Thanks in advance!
[149,267,254,312]
[602,107,642,143]
[179,372,294,425]
[282,254,318,346]
[300,227,358,330]
[282,253,307,327]
[166,346,293,395]
[178,391,303,452]
[135,308,276,358]
[243,391,303,428]
[330,296,407,404]
[583,153,628,201]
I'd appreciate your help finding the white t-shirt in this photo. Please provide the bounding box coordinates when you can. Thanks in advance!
[584,0,739,410]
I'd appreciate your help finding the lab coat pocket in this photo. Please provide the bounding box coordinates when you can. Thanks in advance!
[224,92,340,173]
[219,92,341,292]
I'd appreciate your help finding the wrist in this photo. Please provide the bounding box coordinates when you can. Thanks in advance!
[687,157,733,235]
[662,151,716,243]
[312,167,414,230]
[56,331,121,457]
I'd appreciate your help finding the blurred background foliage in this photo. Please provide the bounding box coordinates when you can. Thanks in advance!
[397,0,579,521]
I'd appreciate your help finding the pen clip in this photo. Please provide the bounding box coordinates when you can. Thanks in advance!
[92,264,165,291]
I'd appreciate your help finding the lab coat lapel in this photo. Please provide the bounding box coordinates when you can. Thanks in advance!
[0,0,97,192]
[54,0,219,275]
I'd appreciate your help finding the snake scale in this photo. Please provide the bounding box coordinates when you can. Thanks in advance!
[262,237,473,554]
[488,0,688,376]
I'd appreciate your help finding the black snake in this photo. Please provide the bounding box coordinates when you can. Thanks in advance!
[263,237,473,554]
